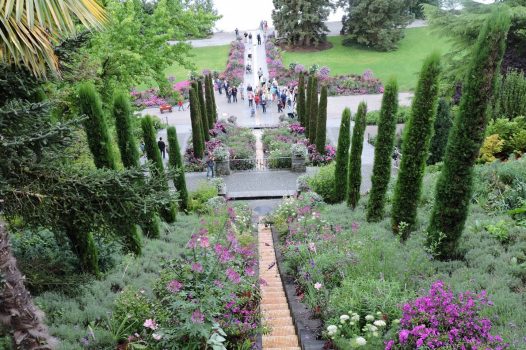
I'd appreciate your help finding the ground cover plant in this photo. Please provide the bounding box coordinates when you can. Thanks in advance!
[269,157,526,349]
[184,118,256,171]
[261,120,335,168]
[281,27,452,91]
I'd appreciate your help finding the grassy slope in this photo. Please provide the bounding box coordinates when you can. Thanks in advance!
[165,44,230,81]
[282,27,452,91]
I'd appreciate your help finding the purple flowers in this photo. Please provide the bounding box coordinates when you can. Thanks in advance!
[226,267,241,284]
[191,309,205,324]
[386,281,509,349]
[166,280,183,293]
[289,123,305,135]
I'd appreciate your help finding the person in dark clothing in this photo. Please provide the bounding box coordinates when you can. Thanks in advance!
[235,28,239,37]
[232,86,238,103]
[226,87,232,103]
[261,98,267,113]
[277,100,283,113]
[248,33,253,44]
[257,33,261,45]
[244,32,248,42]
[217,79,223,94]
[158,137,166,159]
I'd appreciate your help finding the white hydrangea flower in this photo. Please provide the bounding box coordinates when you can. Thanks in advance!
[340,315,350,323]
[365,315,375,321]
[373,320,386,327]
[351,313,360,322]
[355,337,367,346]
[327,325,338,335]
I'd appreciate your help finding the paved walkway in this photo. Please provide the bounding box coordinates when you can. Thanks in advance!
[258,222,300,349]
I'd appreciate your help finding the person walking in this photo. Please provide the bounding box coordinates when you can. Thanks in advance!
[277,99,283,113]
[226,86,232,103]
[232,86,238,103]
[217,79,223,94]
[248,90,254,108]
[239,83,245,100]
[258,68,263,81]
[248,33,253,44]
[177,99,184,111]
[254,94,260,110]
[140,140,145,156]
[257,33,261,45]
[244,32,248,43]
[158,137,166,159]
[206,151,215,178]
[235,28,239,38]
[261,94,267,113]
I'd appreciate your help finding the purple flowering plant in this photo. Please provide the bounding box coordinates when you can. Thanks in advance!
[385,280,509,350]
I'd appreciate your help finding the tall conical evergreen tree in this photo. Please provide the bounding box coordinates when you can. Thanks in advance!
[297,72,306,126]
[427,11,510,259]
[367,78,399,222]
[112,92,144,254]
[347,102,367,209]
[391,53,441,238]
[197,79,210,141]
[309,76,319,144]
[305,76,313,136]
[427,98,453,165]
[141,115,177,225]
[192,82,205,141]
[205,75,216,130]
[334,108,352,202]
[316,85,328,153]
[208,73,218,122]
[78,82,117,170]
[189,88,205,158]
[167,126,189,212]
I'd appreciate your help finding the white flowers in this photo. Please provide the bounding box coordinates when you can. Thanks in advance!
[355,336,367,346]
[373,320,386,327]
[327,325,338,337]
[340,314,350,323]
[365,314,375,321]
[314,282,322,290]
[351,313,360,322]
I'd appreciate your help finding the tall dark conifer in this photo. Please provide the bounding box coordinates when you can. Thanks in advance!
[189,88,205,158]
[297,72,306,126]
[205,75,216,130]
[347,102,367,209]
[141,115,177,225]
[309,76,319,144]
[167,126,189,212]
[334,108,351,202]
[366,78,399,222]
[316,85,328,153]
[197,80,209,141]
[427,11,510,258]
[305,75,313,137]
[391,53,441,238]
[427,98,453,165]
[209,74,218,122]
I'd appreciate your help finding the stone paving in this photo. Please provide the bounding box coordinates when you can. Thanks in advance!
[258,222,301,349]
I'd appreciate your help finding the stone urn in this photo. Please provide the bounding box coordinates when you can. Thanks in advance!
[291,144,307,173]
[215,159,231,176]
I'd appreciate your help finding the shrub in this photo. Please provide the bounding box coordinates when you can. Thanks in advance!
[479,134,504,163]
[347,102,367,209]
[316,85,328,153]
[511,129,526,154]
[167,126,188,212]
[334,108,351,203]
[297,72,306,126]
[385,281,509,350]
[493,70,526,119]
[486,117,522,155]
[189,87,204,158]
[307,163,337,203]
[188,182,219,213]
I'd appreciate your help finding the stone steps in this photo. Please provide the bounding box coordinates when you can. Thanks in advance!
[258,222,300,349]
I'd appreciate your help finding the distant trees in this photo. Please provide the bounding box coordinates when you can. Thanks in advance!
[340,0,413,51]
[347,102,367,209]
[272,0,333,47]
[334,108,352,202]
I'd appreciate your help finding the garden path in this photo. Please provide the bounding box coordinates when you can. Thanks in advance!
[258,222,301,349]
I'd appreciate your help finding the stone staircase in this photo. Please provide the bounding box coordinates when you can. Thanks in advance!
[258,223,301,349]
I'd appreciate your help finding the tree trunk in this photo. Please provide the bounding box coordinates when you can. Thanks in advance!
[0,220,57,349]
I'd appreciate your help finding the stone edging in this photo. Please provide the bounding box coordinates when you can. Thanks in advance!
[270,226,326,350]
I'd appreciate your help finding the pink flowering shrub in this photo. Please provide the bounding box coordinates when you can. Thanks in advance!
[221,41,245,86]
[385,281,509,350]
[130,88,168,108]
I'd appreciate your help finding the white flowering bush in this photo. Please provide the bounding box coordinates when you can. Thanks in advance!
[324,311,391,348]
[291,143,307,158]
[213,146,230,161]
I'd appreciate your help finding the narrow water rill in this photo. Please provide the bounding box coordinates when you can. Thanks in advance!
[258,222,300,349]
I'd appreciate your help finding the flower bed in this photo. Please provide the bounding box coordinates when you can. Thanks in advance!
[262,120,335,167]
[265,40,383,96]
[218,40,245,86]
[268,163,526,348]
[113,203,263,348]
[185,119,256,171]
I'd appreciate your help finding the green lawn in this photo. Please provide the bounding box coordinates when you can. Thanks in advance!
[282,27,452,91]
[165,44,230,81]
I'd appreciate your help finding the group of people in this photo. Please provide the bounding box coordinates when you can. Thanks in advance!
[246,78,297,115]
[215,78,242,103]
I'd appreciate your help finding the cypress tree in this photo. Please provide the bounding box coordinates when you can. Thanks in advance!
[205,75,216,130]
[366,78,399,222]
[427,98,453,165]
[112,92,143,254]
[316,85,328,153]
[391,53,441,238]
[427,11,510,258]
[297,72,306,126]
[334,108,352,202]
[209,74,218,122]
[78,82,117,170]
[347,102,367,209]
[189,88,205,158]
[141,115,177,225]
[305,76,312,137]
[309,76,319,144]
[167,126,189,212]
[197,80,210,141]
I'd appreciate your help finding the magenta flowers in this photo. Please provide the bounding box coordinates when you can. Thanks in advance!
[386,280,509,349]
